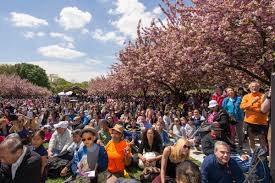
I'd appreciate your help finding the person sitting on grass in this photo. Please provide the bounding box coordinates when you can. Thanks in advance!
[30,130,48,183]
[48,121,72,157]
[201,141,245,183]
[105,124,132,183]
[137,128,162,169]
[71,127,108,183]
[97,119,111,146]
[60,129,83,178]
[152,138,191,183]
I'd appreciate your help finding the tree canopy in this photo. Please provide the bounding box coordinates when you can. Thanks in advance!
[88,0,274,98]
[0,74,51,97]
[0,63,50,88]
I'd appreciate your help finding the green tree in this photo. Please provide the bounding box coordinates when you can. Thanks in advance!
[0,64,17,75]
[14,63,50,88]
[50,77,72,93]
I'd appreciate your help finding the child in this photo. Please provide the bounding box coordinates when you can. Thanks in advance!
[72,127,108,183]
[30,130,48,183]
[98,119,111,146]
[42,125,52,142]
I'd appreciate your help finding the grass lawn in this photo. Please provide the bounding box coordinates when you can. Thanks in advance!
[46,158,201,183]
[46,178,65,183]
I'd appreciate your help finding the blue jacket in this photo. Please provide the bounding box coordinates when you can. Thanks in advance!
[201,154,245,183]
[81,115,90,126]
[222,96,244,122]
[159,130,170,146]
[71,144,108,175]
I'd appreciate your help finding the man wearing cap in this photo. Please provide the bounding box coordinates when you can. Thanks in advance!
[48,121,72,157]
[201,122,236,156]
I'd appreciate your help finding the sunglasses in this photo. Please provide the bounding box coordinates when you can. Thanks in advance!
[82,137,93,142]
[183,145,191,149]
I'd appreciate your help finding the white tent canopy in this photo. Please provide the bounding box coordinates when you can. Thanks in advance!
[65,91,73,96]
[58,91,66,96]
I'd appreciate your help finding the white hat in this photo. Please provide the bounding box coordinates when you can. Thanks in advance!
[43,124,52,129]
[208,100,218,108]
[54,121,68,129]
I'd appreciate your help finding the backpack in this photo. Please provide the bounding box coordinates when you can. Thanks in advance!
[243,147,271,183]
[47,156,69,178]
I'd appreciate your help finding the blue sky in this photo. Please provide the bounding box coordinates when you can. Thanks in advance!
[0,0,192,82]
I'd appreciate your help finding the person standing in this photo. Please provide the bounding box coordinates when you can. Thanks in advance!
[240,81,268,152]
[222,87,244,149]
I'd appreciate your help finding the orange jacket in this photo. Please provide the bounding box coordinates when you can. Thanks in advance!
[240,92,268,125]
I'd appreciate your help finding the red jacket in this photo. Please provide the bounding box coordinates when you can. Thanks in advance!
[212,93,225,106]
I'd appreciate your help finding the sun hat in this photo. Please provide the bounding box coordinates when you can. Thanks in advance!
[54,121,68,129]
[111,124,124,134]
[208,100,218,108]
[81,127,97,136]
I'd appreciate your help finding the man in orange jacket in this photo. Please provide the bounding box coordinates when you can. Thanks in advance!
[240,81,268,152]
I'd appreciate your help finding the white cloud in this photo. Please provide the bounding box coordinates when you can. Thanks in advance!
[81,28,89,35]
[56,7,92,30]
[10,12,48,27]
[110,0,161,39]
[33,61,105,82]
[91,29,125,45]
[66,42,75,49]
[153,7,162,15]
[0,60,106,82]
[49,32,74,42]
[37,45,85,59]
[23,31,45,39]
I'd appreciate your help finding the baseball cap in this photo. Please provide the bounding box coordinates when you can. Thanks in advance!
[210,122,223,131]
[208,100,218,108]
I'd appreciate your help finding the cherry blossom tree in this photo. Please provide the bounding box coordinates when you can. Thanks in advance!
[0,74,51,97]
[88,0,274,98]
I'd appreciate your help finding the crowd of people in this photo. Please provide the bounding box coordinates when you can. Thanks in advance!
[0,81,272,183]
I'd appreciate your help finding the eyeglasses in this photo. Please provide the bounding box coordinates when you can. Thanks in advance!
[82,137,93,142]
[183,145,191,149]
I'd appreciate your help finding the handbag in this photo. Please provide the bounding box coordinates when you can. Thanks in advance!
[138,152,157,169]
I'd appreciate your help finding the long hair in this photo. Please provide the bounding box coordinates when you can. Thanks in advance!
[170,137,190,163]
[142,128,162,150]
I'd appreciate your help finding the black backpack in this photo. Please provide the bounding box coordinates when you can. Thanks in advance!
[47,156,69,178]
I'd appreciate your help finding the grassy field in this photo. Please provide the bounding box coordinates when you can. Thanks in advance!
[46,157,201,183]
[46,178,65,183]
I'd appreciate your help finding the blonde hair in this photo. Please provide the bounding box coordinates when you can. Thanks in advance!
[170,138,190,163]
